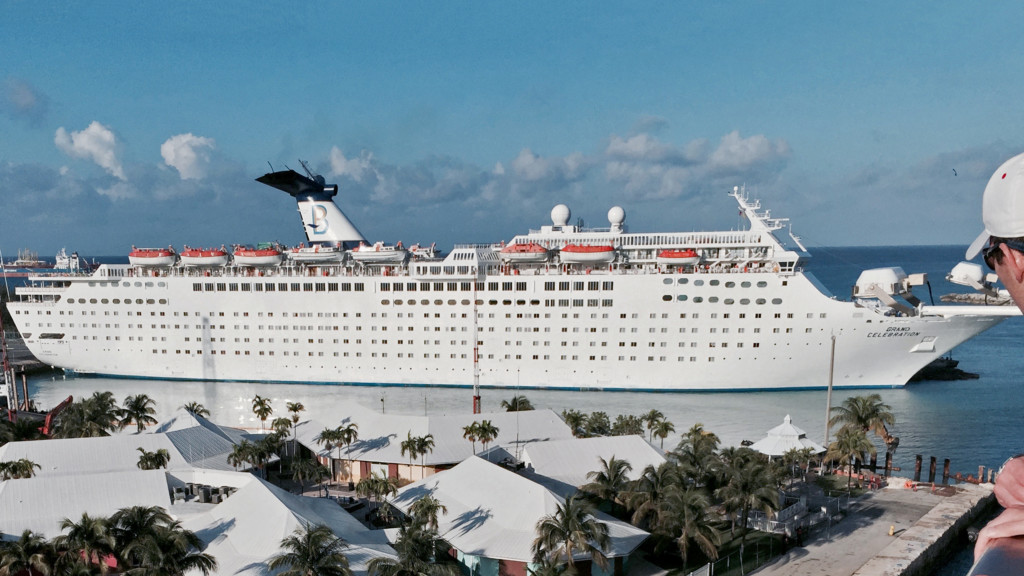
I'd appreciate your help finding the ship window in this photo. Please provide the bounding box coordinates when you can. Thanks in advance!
[517,282,528,291]
[694,280,704,286]
[757,281,768,287]
[381,283,391,291]
[725,282,735,288]
[662,295,672,301]
[421,283,431,291]
[255,284,264,292]
[435,299,443,305]
[724,299,734,305]
[381,300,390,305]
[159,299,167,304]
[559,282,569,290]
[265,283,276,292]
[708,297,719,303]
[693,297,703,303]
[354,283,364,291]
[740,298,750,305]
[216,283,226,291]
[407,283,416,291]
[340,283,350,292]
[756,298,767,305]
[291,283,301,291]
[663,279,673,285]
[710,280,720,286]
[573,282,584,290]
[772,298,783,304]
[741,281,751,288]
[421,299,429,305]
[228,283,238,291]
[545,282,555,291]
[677,278,689,285]
[90,299,97,304]
[101,299,109,304]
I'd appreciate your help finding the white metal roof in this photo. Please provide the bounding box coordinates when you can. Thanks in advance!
[294,404,574,466]
[391,457,647,563]
[519,435,666,496]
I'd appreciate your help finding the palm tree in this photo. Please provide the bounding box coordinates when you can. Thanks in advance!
[337,422,359,482]
[672,423,721,487]
[533,495,610,573]
[136,447,171,470]
[642,409,664,442]
[182,401,210,418]
[462,422,480,454]
[475,420,499,456]
[109,505,172,566]
[0,417,44,444]
[625,462,678,529]
[288,401,306,456]
[610,414,645,436]
[268,523,352,576]
[648,419,673,450]
[415,434,435,479]
[0,529,56,576]
[560,409,586,438]
[401,432,420,478]
[657,486,720,566]
[273,416,294,440]
[409,495,448,531]
[0,458,40,480]
[585,412,611,437]
[367,521,458,576]
[227,440,255,471]
[825,427,877,490]
[714,453,778,547]
[123,518,217,575]
[582,456,633,515]
[500,395,534,411]
[829,393,896,449]
[293,458,331,496]
[53,391,122,438]
[120,394,158,433]
[54,512,115,574]
[252,394,273,431]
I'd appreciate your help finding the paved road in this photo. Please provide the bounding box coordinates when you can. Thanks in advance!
[753,488,944,576]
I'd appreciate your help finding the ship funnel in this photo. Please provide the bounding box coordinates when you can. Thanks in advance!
[256,169,366,245]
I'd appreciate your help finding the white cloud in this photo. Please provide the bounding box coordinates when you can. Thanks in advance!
[2,77,49,125]
[708,131,790,172]
[54,121,125,180]
[160,133,216,180]
[329,146,375,182]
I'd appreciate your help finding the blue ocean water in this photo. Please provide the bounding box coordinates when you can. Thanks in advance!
[19,245,1024,477]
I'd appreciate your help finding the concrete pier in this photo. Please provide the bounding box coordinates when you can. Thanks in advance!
[754,479,994,576]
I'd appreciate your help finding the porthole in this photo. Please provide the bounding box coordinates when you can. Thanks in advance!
[663,278,673,285]
[694,280,705,287]
[725,282,735,288]
[677,295,688,301]
[395,299,403,305]
[67,298,75,304]
[112,299,120,304]
[90,298,98,304]
[146,299,155,304]
[677,278,689,285]
[757,281,768,288]
[724,298,735,305]
[434,300,443,305]
[662,295,673,301]
[756,298,767,305]
[101,299,109,304]
[408,300,416,306]
[708,297,719,303]
[448,299,457,305]
[421,300,429,305]
[740,298,750,305]
[710,280,720,286]
[158,299,167,304]
[693,297,704,303]
[772,298,783,305]
[741,281,751,288]
[381,300,391,305]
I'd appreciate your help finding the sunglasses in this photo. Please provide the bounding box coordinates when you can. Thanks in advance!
[983,239,1024,271]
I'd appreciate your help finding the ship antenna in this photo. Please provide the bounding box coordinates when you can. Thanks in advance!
[267,161,274,173]
[298,159,316,180]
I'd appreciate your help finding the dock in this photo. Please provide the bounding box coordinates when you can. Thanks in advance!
[753,479,994,576]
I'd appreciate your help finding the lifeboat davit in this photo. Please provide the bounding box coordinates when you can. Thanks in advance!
[500,242,550,263]
[180,245,229,267]
[288,243,346,264]
[129,246,177,268]
[657,249,701,267]
[234,243,285,267]
[409,242,440,260]
[349,241,408,264]
[559,244,616,264]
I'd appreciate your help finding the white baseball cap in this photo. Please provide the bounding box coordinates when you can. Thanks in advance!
[966,152,1024,259]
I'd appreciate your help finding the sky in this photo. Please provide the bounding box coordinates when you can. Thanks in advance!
[2,2,1024,258]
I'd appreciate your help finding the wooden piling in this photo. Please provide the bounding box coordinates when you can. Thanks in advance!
[943,459,950,484]
[928,456,937,484]
[915,455,922,482]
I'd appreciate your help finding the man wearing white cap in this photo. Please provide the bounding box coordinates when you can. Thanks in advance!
[969,152,1024,566]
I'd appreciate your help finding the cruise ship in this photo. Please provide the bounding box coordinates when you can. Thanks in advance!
[6,169,1019,391]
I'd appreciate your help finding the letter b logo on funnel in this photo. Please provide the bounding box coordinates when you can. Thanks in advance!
[310,205,329,235]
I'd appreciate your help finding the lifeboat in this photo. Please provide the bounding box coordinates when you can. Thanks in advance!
[129,246,177,267]
[349,241,408,264]
[234,242,285,267]
[559,244,616,264]
[657,249,701,267]
[180,245,229,267]
[288,243,346,264]
[500,242,550,263]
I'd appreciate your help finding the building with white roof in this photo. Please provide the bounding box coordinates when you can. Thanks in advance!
[748,414,826,459]
[391,456,648,576]
[519,435,666,497]
[294,403,575,483]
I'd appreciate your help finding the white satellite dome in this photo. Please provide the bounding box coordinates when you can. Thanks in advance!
[551,204,571,226]
[608,206,625,226]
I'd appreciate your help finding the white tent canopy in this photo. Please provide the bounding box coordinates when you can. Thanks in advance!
[749,414,825,458]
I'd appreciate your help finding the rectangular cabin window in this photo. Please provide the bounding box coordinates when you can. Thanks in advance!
[354,283,364,291]
[193,283,202,292]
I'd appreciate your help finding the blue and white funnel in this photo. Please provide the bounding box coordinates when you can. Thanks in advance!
[256,169,366,245]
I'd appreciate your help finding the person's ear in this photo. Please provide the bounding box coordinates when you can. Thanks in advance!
[1001,243,1024,283]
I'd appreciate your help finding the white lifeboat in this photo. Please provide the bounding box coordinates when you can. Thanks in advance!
[288,243,346,263]
[234,243,285,267]
[349,241,408,264]
[500,242,550,263]
[657,249,701,267]
[559,244,616,264]
[180,245,229,267]
[129,246,177,268]
[409,242,439,260]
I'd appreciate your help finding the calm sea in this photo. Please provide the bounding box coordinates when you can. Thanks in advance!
[19,246,1024,478]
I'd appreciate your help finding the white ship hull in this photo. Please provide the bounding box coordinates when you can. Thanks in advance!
[9,170,1015,392]
[9,266,1006,391]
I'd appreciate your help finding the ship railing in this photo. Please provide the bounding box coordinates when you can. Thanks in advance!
[14,286,64,295]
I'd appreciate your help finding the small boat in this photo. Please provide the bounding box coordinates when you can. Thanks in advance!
[657,249,701,267]
[234,242,285,267]
[129,246,177,267]
[180,245,229,267]
[500,242,550,263]
[288,243,346,264]
[409,242,439,260]
[350,241,408,264]
[559,244,616,264]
